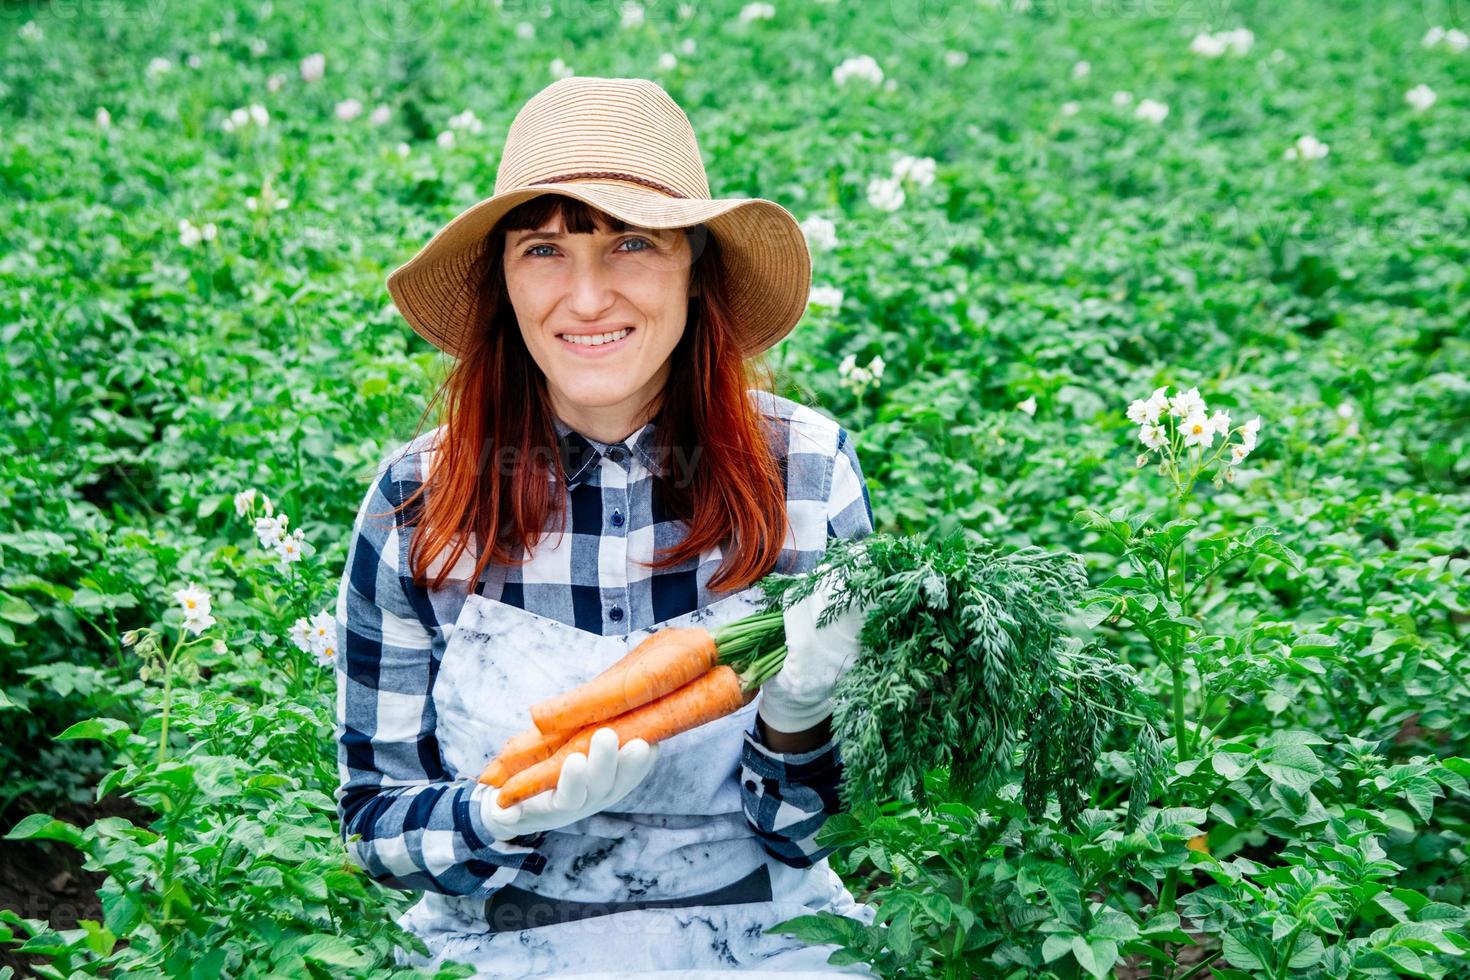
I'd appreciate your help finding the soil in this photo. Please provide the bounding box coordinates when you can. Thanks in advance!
[0,794,148,977]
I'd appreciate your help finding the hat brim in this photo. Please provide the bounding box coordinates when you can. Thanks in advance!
[385,181,812,360]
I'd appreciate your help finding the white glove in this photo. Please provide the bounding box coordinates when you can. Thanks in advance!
[478,727,658,840]
[758,571,866,734]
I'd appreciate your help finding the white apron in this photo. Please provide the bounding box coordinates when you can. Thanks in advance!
[392,585,879,978]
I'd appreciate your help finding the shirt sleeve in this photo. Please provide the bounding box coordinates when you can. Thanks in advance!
[333,458,549,898]
[738,427,873,868]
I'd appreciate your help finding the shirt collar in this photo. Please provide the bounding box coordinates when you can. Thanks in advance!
[552,415,668,487]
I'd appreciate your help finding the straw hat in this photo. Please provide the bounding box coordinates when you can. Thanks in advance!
[386,76,813,360]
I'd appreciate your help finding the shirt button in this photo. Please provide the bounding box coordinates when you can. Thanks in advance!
[608,605,624,622]
[610,510,625,527]
[607,448,625,463]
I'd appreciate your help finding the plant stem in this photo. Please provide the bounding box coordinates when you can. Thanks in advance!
[1172,665,1189,762]
[157,631,187,765]
[1176,951,1221,980]
[1150,869,1180,980]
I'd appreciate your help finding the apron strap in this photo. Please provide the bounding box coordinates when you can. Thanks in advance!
[483,863,773,933]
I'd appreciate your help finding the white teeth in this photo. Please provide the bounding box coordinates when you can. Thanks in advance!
[561,328,631,347]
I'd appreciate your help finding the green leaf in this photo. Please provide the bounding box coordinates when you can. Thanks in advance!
[1288,934,1325,969]
[4,814,83,847]
[1258,743,1324,792]
[1380,944,1425,976]
[1042,933,1076,963]
[291,935,370,969]
[56,717,131,746]
[0,594,38,626]
[1071,936,1118,979]
[1222,932,1265,971]
[1090,907,1140,942]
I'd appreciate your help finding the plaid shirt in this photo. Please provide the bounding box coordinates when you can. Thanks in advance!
[333,390,874,898]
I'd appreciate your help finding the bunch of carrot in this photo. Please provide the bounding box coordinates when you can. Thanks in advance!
[478,611,790,808]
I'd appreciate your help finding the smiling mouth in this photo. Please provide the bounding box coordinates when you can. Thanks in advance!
[557,327,633,348]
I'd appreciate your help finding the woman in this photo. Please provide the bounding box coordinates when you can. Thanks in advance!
[334,76,877,977]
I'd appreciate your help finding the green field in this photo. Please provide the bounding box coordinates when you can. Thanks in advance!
[1,0,1468,976]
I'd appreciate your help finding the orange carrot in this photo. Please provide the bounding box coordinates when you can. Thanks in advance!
[495,664,754,808]
[477,638,668,787]
[529,626,718,736]
[478,725,572,788]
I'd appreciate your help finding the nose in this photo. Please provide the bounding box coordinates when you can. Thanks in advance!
[563,254,618,321]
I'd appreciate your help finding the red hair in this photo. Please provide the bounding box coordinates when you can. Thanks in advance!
[381,194,789,596]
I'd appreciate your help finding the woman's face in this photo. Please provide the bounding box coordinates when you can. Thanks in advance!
[502,211,695,441]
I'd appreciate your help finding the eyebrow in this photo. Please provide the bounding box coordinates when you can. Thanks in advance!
[513,227,664,245]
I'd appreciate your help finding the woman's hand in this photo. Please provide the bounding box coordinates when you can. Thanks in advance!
[479,727,658,839]
[757,572,866,736]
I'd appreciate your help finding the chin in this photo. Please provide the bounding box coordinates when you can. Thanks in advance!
[555,382,643,411]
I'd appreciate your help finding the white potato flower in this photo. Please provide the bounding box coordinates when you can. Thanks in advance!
[1134,99,1169,124]
[448,108,483,133]
[1168,386,1206,419]
[1208,409,1232,435]
[96,107,112,128]
[866,176,905,212]
[1180,412,1215,449]
[1405,84,1436,112]
[19,21,43,42]
[1111,90,1133,107]
[550,57,574,79]
[800,214,839,250]
[658,52,678,71]
[177,219,216,247]
[255,512,289,549]
[808,285,844,309]
[1240,415,1263,451]
[1018,396,1038,417]
[1071,60,1090,78]
[1425,26,1469,52]
[738,2,774,24]
[146,57,173,78]
[1190,32,1228,57]
[276,528,306,566]
[234,489,257,516]
[266,72,286,93]
[1284,135,1329,161]
[621,2,645,28]
[299,52,325,83]
[833,55,884,87]
[680,38,696,55]
[944,51,968,68]
[174,584,215,635]
[335,98,364,121]
[892,154,936,187]
[288,616,314,653]
[308,609,335,653]
[1220,28,1254,55]
[436,130,456,149]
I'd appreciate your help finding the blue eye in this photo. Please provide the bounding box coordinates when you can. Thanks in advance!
[523,237,654,258]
